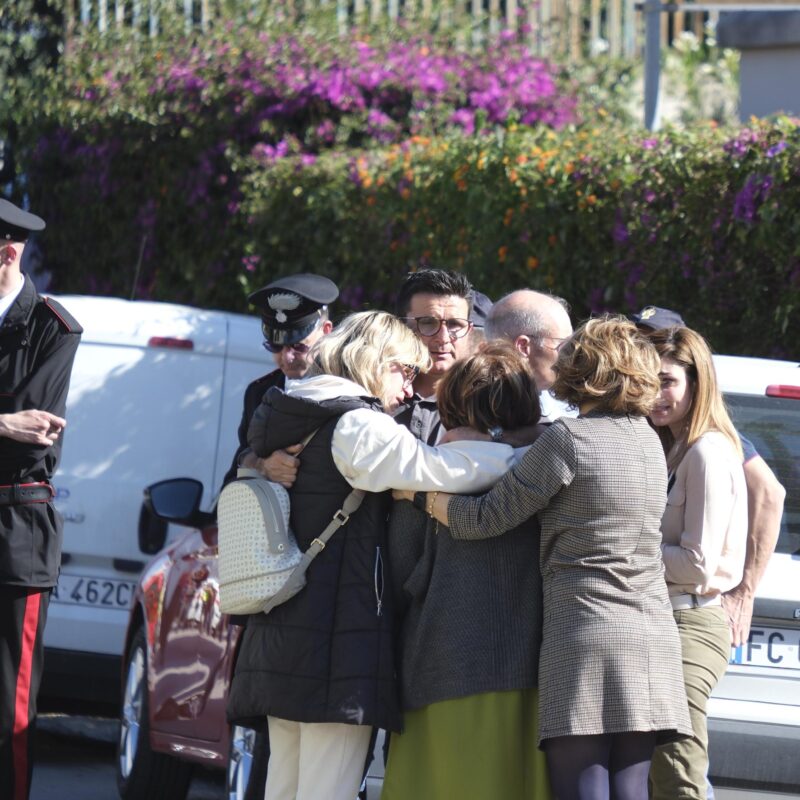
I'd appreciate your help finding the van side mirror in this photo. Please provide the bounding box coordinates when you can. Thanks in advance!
[139,478,215,553]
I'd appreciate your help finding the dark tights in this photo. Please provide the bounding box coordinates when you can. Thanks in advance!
[545,731,657,800]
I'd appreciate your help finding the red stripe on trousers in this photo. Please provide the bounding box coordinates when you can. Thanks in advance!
[13,591,41,800]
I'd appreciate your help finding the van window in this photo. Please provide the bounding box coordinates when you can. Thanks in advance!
[726,393,800,557]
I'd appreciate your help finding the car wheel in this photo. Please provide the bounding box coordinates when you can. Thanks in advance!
[117,627,192,799]
[227,724,269,800]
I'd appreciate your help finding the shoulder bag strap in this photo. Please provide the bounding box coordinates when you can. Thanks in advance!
[303,488,366,560]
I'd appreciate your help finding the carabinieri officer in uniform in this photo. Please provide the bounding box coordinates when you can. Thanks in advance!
[223,273,338,486]
[0,197,82,800]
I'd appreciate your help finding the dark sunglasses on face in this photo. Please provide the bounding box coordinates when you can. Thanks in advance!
[262,340,313,355]
[402,316,472,338]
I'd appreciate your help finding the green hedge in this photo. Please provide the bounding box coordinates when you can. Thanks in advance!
[5,22,799,358]
[233,121,800,358]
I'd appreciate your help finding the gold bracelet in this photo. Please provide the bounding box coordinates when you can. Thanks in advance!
[426,491,439,518]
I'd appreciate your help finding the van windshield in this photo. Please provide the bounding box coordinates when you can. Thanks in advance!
[726,393,800,557]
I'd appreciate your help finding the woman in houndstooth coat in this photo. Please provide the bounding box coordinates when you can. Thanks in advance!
[398,316,693,800]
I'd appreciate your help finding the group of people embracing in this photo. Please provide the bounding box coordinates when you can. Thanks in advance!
[223,268,785,800]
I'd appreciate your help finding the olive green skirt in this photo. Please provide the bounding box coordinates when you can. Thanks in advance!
[381,689,551,800]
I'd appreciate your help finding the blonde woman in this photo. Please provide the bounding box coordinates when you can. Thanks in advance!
[399,317,692,800]
[647,326,747,800]
[226,311,517,800]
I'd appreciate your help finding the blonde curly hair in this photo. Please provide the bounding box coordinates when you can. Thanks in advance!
[551,315,660,416]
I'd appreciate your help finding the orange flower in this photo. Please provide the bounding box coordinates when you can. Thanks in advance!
[564,162,575,175]
[498,246,508,263]
[587,194,597,205]
[516,154,528,165]
[527,256,539,270]
[457,180,467,192]
[503,208,514,227]
[548,234,558,247]
[366,196,376,206]
[400,188,411,200]
[508,169,519,183]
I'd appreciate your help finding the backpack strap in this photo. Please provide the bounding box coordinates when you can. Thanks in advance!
[304,488,366,560]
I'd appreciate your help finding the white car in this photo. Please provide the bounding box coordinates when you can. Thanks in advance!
[709,355,800,794]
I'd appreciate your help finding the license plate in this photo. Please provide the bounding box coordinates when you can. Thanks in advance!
[730,626,800,671]
[51,574,136,610]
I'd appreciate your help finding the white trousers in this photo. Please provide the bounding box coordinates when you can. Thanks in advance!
[264,716,372,800]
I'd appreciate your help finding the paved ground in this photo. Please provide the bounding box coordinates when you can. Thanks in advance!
[28,712,800,800]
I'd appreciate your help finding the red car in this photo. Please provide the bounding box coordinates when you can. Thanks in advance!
[115,478,384,800]
[116,477,268,800]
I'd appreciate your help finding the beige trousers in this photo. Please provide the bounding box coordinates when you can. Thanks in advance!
[264,716,372,800]
[650,606,731,800]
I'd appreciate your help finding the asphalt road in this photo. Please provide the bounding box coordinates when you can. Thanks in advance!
[31,713,224,800]
[27,712,799,800]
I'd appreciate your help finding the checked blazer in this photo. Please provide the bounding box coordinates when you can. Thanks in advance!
[448,411,693,745]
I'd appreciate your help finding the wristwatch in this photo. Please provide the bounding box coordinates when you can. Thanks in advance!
[488,426,504,443]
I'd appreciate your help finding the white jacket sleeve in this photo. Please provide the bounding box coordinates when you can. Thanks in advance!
[331,408,516,493]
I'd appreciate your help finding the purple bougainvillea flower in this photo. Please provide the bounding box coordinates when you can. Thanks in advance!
[766,141,787,158]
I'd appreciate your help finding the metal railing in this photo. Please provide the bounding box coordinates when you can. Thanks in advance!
[64,0,718,61]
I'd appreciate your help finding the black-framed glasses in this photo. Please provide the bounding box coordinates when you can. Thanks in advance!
[263,340,313,355]
[402,316,472,339]
[400,363,420,388]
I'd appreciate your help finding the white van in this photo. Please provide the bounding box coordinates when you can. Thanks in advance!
[41,295,270,703]
[708,355,800,794]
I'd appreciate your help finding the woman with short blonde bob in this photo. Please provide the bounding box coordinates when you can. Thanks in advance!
[227,311,518,800]
[398,316,692,800]
[647,326,747,800]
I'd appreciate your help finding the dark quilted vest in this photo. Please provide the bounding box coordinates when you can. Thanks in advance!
[227,388,402,732]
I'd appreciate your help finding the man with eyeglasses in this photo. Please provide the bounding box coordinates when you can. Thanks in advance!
[223,273,338,486]
[485,289,576,423]
[394,269,478,445]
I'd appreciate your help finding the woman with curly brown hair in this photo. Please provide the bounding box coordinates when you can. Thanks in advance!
[397,317,692,800]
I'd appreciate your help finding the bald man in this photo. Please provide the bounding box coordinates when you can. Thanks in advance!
[485,290,575,421]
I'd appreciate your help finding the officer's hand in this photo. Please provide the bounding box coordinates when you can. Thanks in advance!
[256,444,304,488]
[0,410,66,446]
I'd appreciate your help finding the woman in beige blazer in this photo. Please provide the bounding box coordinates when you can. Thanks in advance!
[397,317,692,800]
[647,326,747,800]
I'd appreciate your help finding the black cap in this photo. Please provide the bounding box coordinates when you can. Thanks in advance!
[248,273,339,347]
[0,198,45,242]
[469,290,493,329]
[630,305,686,331]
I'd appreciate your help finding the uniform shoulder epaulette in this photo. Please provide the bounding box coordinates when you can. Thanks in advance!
[41,297,84,334]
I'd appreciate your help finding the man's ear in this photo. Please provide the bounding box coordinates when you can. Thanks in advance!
[321,319,334,334]
[514,334,531,358]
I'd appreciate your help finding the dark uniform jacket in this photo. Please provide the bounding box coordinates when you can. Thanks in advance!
[0,276,82,587]
[222,368,286,486]
[226,387,402,733]
[393,394,441,445]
